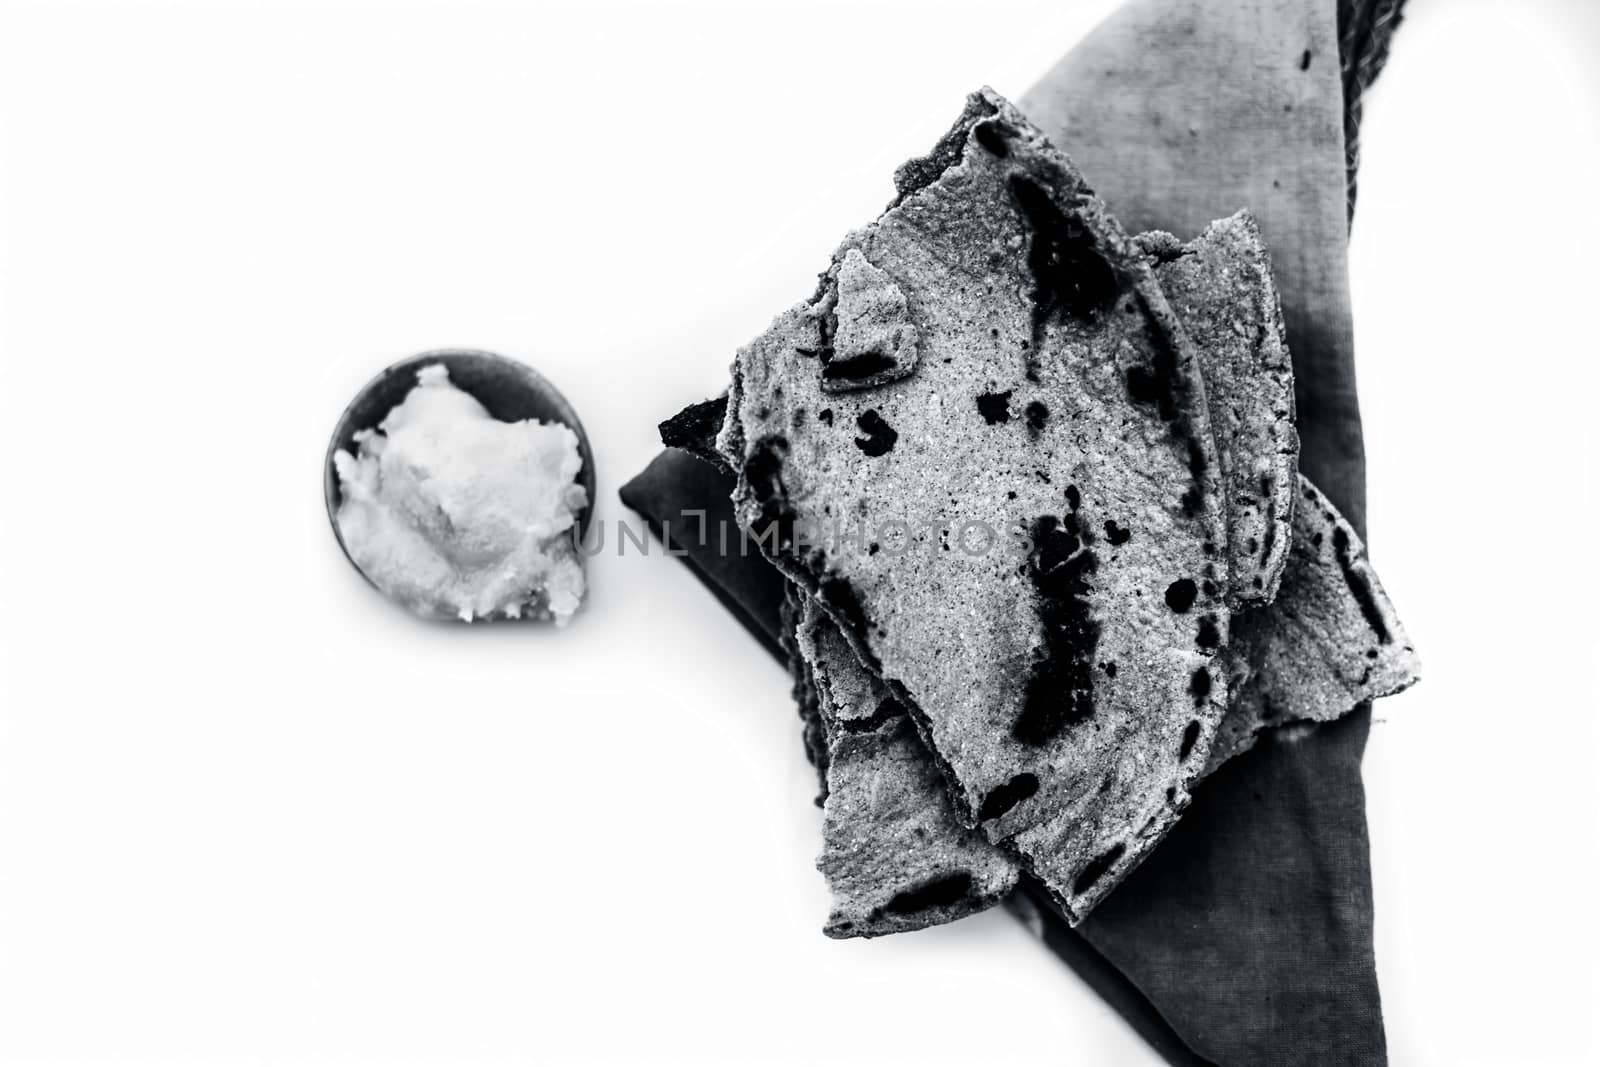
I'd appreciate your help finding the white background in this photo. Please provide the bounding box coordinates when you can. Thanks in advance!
[1,0,1596,1063]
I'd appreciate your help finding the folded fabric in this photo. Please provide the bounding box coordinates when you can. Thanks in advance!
[1021,2,1389,1062]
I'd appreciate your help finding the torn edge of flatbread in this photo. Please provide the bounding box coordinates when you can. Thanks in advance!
[1138,213,1299,610]
[1208,475,1420,773]
[793,597,1020,938]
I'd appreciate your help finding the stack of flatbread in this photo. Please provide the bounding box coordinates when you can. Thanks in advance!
[661,88,1418,937]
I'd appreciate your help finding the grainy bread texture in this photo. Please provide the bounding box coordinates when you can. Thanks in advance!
[1139,216,1299,607]
[1208,475,1420,773]
[794,598,1020,938]
[717,88,1232,922]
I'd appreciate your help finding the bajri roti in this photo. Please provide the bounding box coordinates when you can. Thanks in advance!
[718,88,1232,921]
[767,217,1409,931]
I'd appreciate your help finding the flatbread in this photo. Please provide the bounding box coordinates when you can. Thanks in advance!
[779,216,1405,927]
[717,88,1233,922]
[1208,475,1419,772]
[1139,215,1299,607]
[794,598,1020,938]
[668,211,1299,793]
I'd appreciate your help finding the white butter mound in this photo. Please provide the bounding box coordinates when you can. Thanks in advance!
[335,364,588,624]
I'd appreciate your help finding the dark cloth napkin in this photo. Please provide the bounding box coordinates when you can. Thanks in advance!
[620,1,1406,1062]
